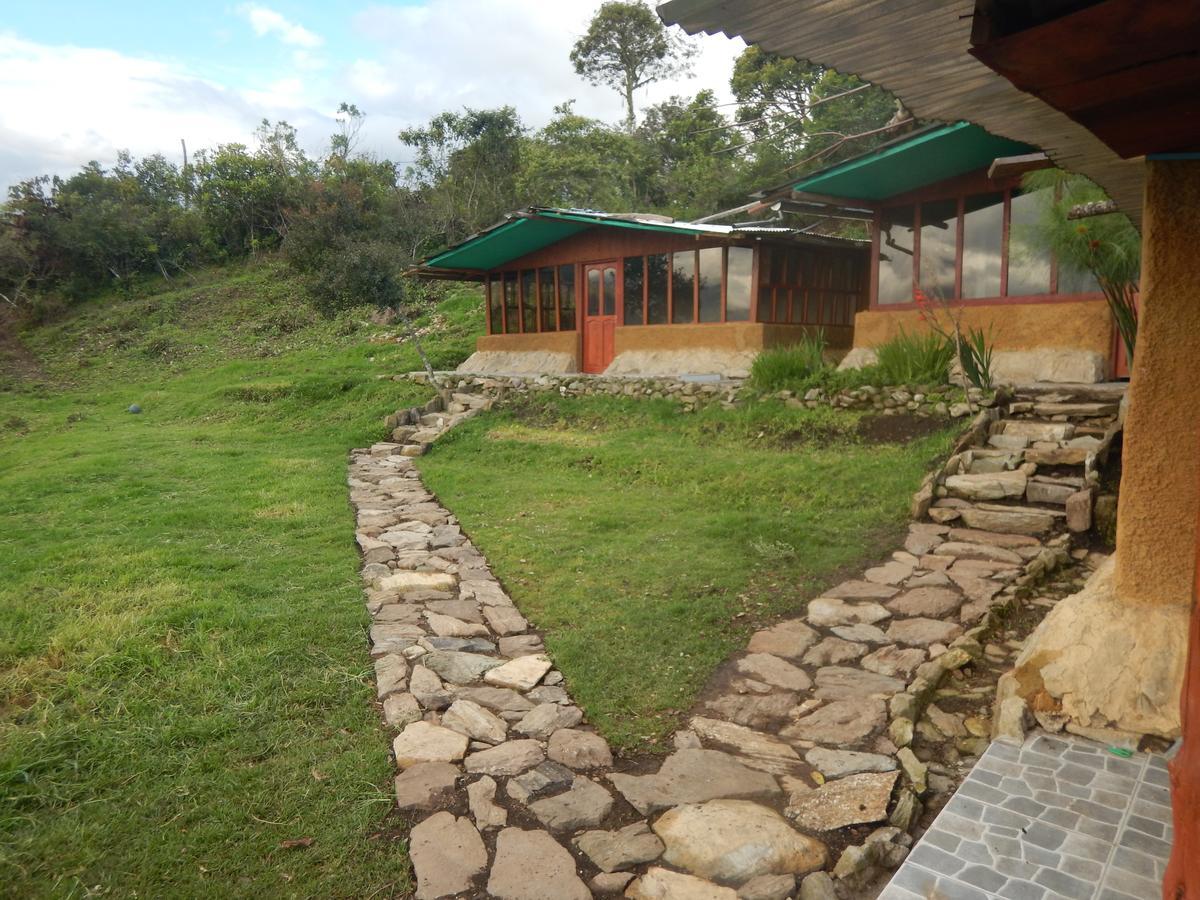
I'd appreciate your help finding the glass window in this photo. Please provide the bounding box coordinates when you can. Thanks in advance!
[961,193,1004,299]
[672,251,695,323]
[792,289,806,324]
[623,257,644,325]
[1057,261,1102,294]
[487,277,503,334]
[878,206,915,304]
[603,266,616,316]
[726,247,753,322]
[1008,189,1052,296]
[558,264,576,330]
[698,247,722,323]
[504,272,520,334]
[521,269,537,332]
[587,268,600,316]
[757,285,772,322]
[919,198,958,299]
[647,254,668,324]
[539,267,557,331]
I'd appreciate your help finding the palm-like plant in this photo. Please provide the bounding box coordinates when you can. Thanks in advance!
[1021,169,1141,364]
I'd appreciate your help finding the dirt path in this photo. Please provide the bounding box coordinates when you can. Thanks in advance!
[0,306,45,383]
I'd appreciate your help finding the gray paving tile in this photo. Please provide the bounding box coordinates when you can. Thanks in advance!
[881,730,1174,900]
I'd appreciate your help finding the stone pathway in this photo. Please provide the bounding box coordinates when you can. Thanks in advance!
[882,731,1174,900]
[350,381,1129,898]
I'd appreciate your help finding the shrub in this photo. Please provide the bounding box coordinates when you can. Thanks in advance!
[749,330,828,391]
[306,239,405,317]
[875,329,954,385]
[958,326,994,390]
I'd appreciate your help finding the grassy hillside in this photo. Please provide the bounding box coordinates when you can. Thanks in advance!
[0,261,482,897]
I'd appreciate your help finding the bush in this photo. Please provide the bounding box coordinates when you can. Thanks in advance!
[749,330,828,391]
[875,330,954,385]
[306,239,405,317]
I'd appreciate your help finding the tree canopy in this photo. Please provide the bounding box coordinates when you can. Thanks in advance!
[570,1,696,129]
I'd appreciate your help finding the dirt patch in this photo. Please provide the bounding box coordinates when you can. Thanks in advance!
[855,414,954,445]
[0,306,45,384]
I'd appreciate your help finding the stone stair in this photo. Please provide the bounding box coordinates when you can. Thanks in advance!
[919,384,1125,540]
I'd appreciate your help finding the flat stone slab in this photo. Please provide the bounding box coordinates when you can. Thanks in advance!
[705,691,797,730]
[423,650,503,684]
[945,471,1027,501]
[484,654,553,690]
[442,699,508,744]
[507,760,576,804]
[393,721,469,768]
[746,618,819,659]
[574,820,665,873]
[394,761,460,812]
[527,775,614,831]
[409,812,487,899]
[514,702,583,738]
[783,698,886,746]
[457,685,535,712]
[936,541,1024,564]
[736,653,812,691]
[626,867,738,899]
[814,666,905,701]
[885,617,964,647]
[863,560,915,585]
[608,748,781,815]
[830,623,889,643]
[805,747,898,778]
[548,728,613,770]
[690,716,806,776]
[822,580,900,600]
[378,570,457,593]
[861,645,927,680]
[464,739,545,776]
[885,586,964,618]
[802,637,868,666]
[487,827,590,900]
[653,799,828,886]
[807,596,891,627]
[466,774,508,830]
[785,771,900,832]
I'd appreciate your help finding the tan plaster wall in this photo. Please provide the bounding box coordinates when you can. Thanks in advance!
[851,300,1112,355]
[476,331,580,366]
[1113,160,1200,607]
[610,322,853,354]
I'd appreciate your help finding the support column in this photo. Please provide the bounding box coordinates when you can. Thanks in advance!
[1114,160,1200,604]
[1001,160,1200,738]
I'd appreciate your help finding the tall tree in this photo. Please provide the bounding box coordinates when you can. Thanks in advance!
[570,1,696,130]
[730,47,898,186]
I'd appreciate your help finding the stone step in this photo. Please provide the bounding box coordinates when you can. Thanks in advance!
[936,501,1064,535]
[999,420,1075,442]
[1032,401,1121,418]
[1011,381,1128,403]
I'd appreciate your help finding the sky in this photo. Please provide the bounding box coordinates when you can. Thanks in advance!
[0,0,746,192]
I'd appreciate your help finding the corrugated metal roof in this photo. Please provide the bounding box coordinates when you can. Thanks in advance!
[657,0,1145,227]
[417,207,864,274]
[791,121,1035,200]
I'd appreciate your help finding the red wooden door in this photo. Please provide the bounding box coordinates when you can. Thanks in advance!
[582,262,618,374]
[1165,462,1200,898]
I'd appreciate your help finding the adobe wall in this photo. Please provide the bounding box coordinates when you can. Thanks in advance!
[850,299,1114,383]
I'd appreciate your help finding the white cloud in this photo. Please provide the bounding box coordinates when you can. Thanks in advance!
[0,33,327,187]
[0,2,746,191]
[238,4,323,48]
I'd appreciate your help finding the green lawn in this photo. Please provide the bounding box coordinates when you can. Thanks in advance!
[0,261,955,896]
[0,263,476,897]
[419,396,956,749]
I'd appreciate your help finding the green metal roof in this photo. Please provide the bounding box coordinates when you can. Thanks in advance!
[419,208,807,273]
[792,122,1036,201]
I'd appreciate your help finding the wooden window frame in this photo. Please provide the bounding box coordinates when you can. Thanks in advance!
[870,175,1097,311]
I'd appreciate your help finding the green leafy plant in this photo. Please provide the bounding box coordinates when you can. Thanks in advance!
[913,287,994,393]
[1021,169,1140,363]
[874,329,954,385]
[749,329,829,391]
[959,326,994,390]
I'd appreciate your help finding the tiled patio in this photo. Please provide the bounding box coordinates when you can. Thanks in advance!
[881,731,1174,900]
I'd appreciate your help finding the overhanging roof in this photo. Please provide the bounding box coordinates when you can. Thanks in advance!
[790,122,1035,201]
[657,0,1145,227]
[414,207,861,277]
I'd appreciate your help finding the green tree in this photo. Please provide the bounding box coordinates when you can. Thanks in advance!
[517,102,648,211]
[638,90,742,219]
[730,47,897,187]
[570,1,696,130]
[399,107,525,252]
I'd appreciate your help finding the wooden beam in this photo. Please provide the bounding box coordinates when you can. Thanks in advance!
[988,151,1052,180]
[776,200,875,221]
[1067,199,1119,220]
